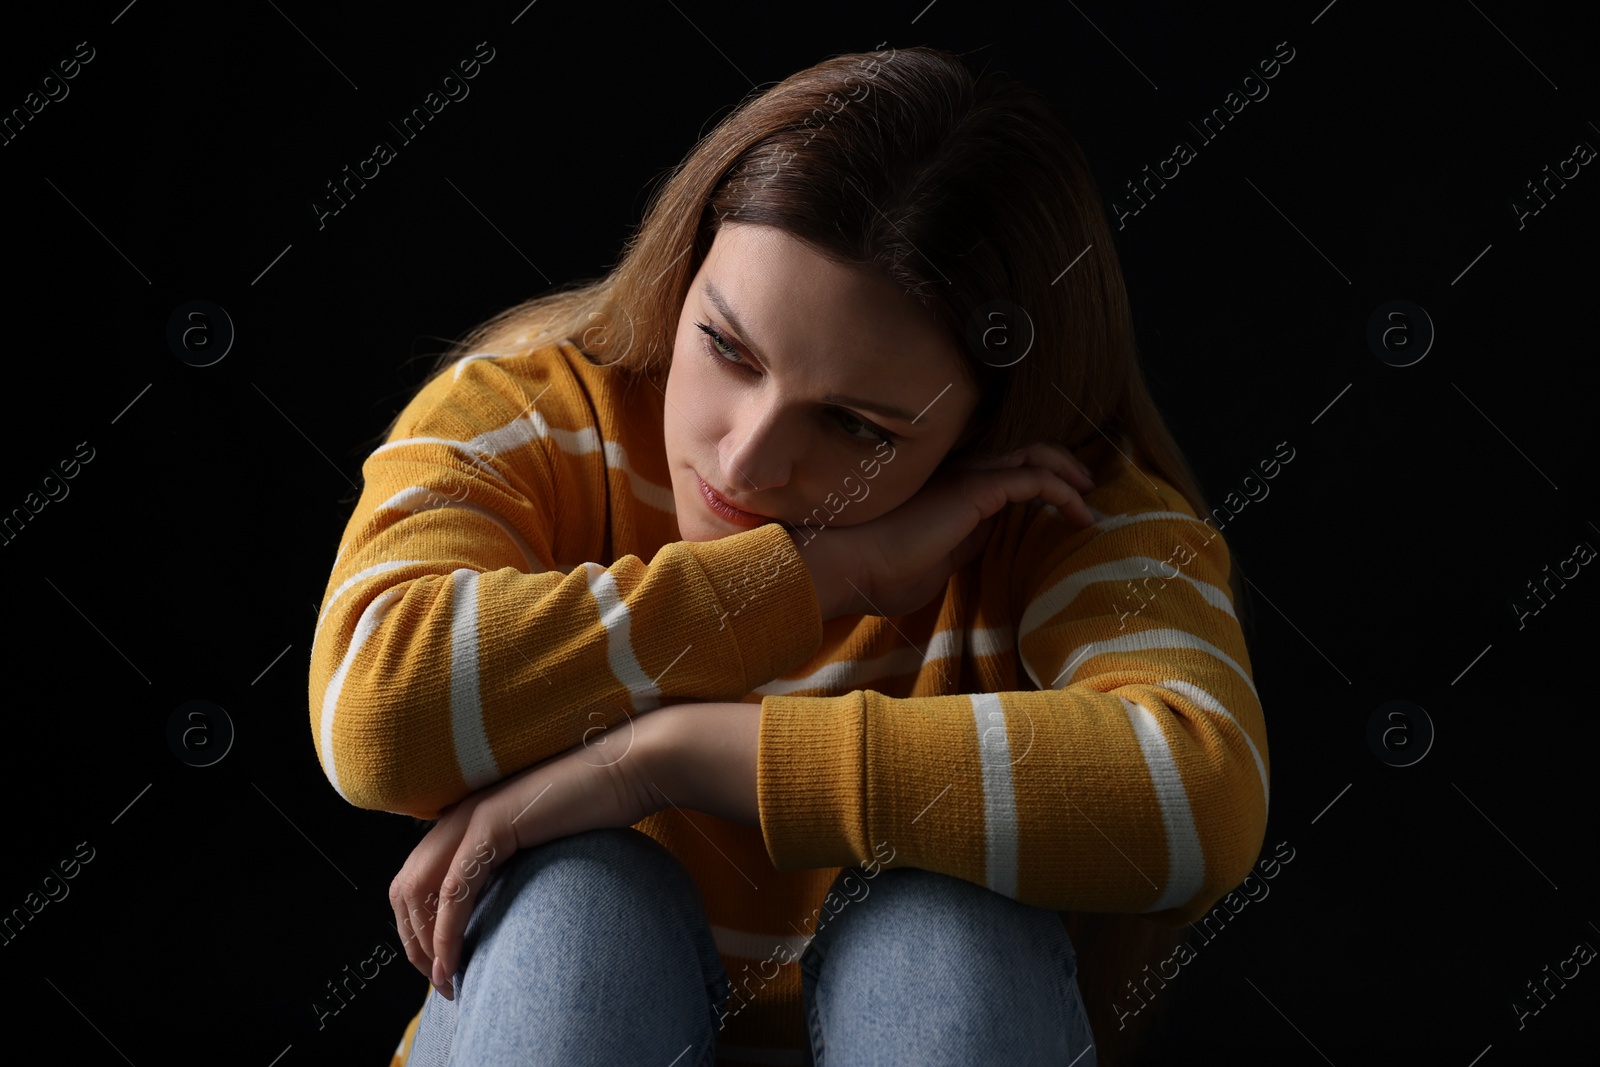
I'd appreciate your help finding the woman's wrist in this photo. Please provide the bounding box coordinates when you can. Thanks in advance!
[636,702,762,826]
[785,527,858,622]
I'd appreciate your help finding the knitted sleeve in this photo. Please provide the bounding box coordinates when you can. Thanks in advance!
[308,351,823,819]
[755,467,1269,924]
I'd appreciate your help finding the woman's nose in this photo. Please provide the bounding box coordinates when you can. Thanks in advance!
[722,410,793,492]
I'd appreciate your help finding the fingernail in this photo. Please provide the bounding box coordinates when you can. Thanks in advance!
[432,958,449,999]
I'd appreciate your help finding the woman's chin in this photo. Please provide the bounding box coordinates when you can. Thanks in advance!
[674,512,730,543]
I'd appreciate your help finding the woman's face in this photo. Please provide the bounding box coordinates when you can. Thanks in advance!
[664,222,981,543]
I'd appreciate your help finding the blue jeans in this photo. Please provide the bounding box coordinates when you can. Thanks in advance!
[405,827,1098,1066]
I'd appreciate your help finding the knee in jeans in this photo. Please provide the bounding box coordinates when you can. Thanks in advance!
[812,866,1034,948]
[530,825,673,866]
[486,825,707,927]
[476,829,687,925]
[825,864,939,915]
[456,829,693,976]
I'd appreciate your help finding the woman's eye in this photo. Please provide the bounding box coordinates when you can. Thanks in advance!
[696,322,746,367]
[834,410,890,446]
[697,320,894,448]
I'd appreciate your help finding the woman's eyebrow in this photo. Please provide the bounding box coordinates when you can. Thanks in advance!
[702,279,924,425]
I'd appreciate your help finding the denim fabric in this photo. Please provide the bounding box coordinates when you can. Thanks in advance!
[799,863,1098,1066]
[405,827,1097,1066]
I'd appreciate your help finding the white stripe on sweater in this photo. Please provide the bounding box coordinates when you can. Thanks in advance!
[1121,695,1206,913]
[315,559,426,644]
[319,585,407,803]
[368,392,547,483]
[452,352,500,380]
[1026,626,1258,703]
[371,403,675,514]
[752,627,964,695]
[603,440,676,515]
[969,626,1012,658]
[584,563,661,712]
[449,568,501,790]
[375,486,548,573]
[513,410,676,515]
[710,924,813,961]
[1090,508,1221,538]
[1019,556,1235,641]
[1156,678,1269,818]
[971,692,1020,899]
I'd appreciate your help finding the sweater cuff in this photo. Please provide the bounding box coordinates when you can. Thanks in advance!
[757,690,870,870]
[677,524,824,692]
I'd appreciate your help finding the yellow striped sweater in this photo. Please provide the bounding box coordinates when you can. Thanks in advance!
[307,339,1269,1066]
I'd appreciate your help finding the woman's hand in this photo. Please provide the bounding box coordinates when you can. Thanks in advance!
[804,442,1097,620]
[388,711,672,1000]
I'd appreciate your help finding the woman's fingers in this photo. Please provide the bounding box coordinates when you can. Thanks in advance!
[840,440,1099,619]
[1022,443,1096,492]
[952,442,1096,494]
[394,887,439,980]
[389,803,474,982]
[421,756,573,998]
[960,457,1095,528]
[390,864,440,979]
[1016,444,1096,523]
[397,885,439,977]
[428,816,518,999]
[388,729,671,1001]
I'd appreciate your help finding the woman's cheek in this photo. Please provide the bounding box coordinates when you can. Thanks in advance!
[855,479,911,521]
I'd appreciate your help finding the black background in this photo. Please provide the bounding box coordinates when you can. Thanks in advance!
[2,1,1595,1063]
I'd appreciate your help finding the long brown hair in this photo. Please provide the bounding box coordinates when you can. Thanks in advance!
[377,45,1255,1065]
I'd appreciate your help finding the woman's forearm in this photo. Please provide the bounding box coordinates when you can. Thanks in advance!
[642,701,762,826]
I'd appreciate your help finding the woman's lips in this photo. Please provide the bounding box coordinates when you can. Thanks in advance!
[696,473,771,526]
